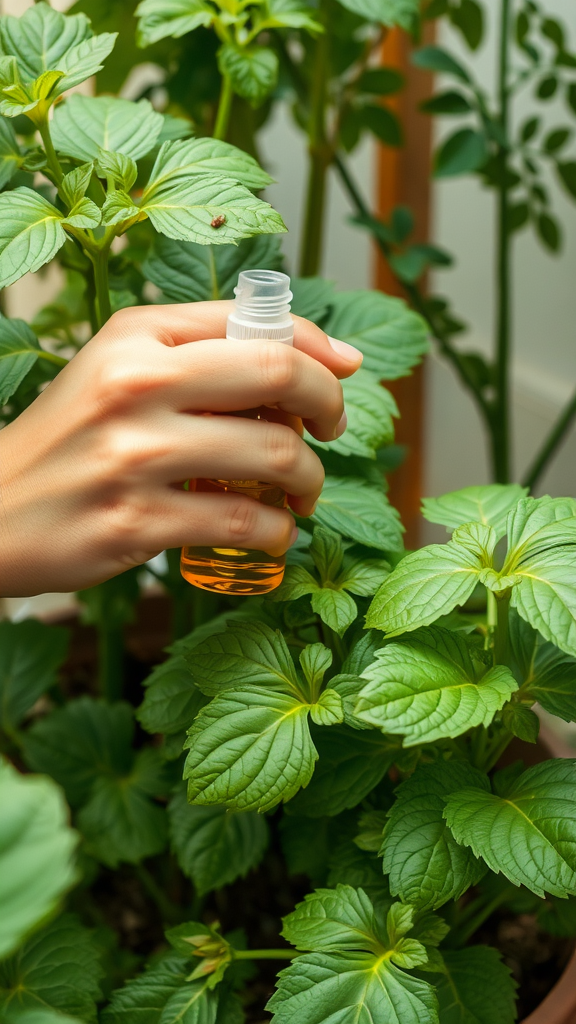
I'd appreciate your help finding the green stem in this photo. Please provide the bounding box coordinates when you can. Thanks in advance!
[38,118,64,186]
[134,863,183,924]
[450,886,514,947]
[98,626,124,703]
[89,248,112,330]
[494,590,511,666]
[493,0,512,483]
[233,948,297,960]
[299,2,330,277]
[213,74,234,141]
[522,386,576,492]
[38,350,68,368]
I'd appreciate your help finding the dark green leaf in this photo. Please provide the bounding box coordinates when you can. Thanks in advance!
[334,0,419,29]
[360,105,402,146]
[0,619,68,731]
[412,45,471,82]
[313,475,404,552]
[556,161,576,200]
[182,620,301,697]
[434,128,488,178]
[137,654,207,738]
[521,116,539,141]
[436,946,517,1024]
[537,75,557,99]
[449,0,483,50]
[421,90,473,115]
[101,954,220,1024]
[509,609,576,721]
[508,201,529,233]
[0,114,21,187]
[143,234,283,303]
[358,67,404,95]
[544,128,571,153]
[0,317,43,406]
[501,703,539,743]
[324,289,429,380]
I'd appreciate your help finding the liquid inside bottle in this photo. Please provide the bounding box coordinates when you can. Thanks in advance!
[180,477,288,594]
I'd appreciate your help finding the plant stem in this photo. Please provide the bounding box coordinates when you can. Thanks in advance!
[38,350,68,368]
[38,118,64,186]
[450,885,514,947]
[299,1,330,276]
[494,590,511,666]
[522,386,576,491]
[213,74,234,141]
[89,248,112,329]
[233,948,297,960]
[493,0,512,483]
[97,626,124,703]
[134,863,183,924]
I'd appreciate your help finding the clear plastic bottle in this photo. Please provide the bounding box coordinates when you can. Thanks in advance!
[180,269,294,595]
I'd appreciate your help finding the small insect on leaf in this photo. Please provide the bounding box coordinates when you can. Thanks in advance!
[210,215,226,228]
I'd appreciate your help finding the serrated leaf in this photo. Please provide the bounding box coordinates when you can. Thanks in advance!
[299,643,332,690]
[0,317,43,406]
[308,370,396,459]
[324,290,428,381]
[0,916,103,1022]
[143,233,283,302]
[0,114,21,187]
[509,610,576,722]
[355,629,517,743]
[218,44,278,106]
[269,564,319,602]
[182,620,301,697]
[501,702,539,743]
[313,475,404,551]
[101,954,220,1024]
[310,689,343,726]
[422,484,528,539]
[53,31,117,95]
[51,95,163,162]
[311,588,357,636]
[286,726,400,817]
[60,162,93,208]
[135,0,215,47]
[0,759,77,959]
[0,4,90,81]
[184,686,318,812]
[282,885,386,954]
[63,197,101,230]
[334,0,418,29]
[0,187,65,288]
[381,761,488,910]
[0,618,68,731]
[137,654,207,737]
[96,150,137,191]
[145,137,273,194]
[367,523,495,634]
[101,189,142,228]
[443,759,576,897]
[168,785,269,895]
[436,946,517,1024]
[336,557,390,596]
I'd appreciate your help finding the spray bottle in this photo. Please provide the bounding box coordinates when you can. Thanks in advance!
[180,269,294,595]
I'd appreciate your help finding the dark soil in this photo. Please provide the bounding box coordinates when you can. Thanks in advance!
[48,595,572,1021]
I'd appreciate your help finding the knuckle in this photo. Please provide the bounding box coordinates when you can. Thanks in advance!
[98,427,148,479]
[99,492,150,548]
[226,496,260,543]
[266,426,301,476]
[257,343,297,393]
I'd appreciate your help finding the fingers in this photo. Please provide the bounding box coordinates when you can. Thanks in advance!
[166,339,345,441]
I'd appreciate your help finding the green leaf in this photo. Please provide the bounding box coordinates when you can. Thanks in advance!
[355,628,517,743]
[290,277,336,321]
[436,946,517,1024]
[0,4,89,80]
[0,916,103,1022]
[536,211,561,251]
[218,44,278,106]
[336,557,390,596]
[413,45,471,82]
[334,0,419,29]
[381,761,488,910]
[96,149,137,191]
[101,189,141,228]
[443,759,576,897]
[51,95,163,162]
[0,619,68,732]
[60,162,94,208]
[544,128,571,154]
[313,475,404,552]
[312,588,358,637]
[282,884,387,954]
[421,90,473,115]
[366,523,495,634]
[0,114,21,187]
[270,564,319,602]
[4,1009,84,1024]
[310,525,343,580]
[422,484,528,540]
[0,759,77,959]
[145,137,273,194]
[449,0,484,50]
[509,610,576,722]
[286,726,400,817]
[135,0,215,47]
[358,68,404,95]
[101,954,220,1024]
[184,687,318,812]
[360,105,402,146]
[324,290,429,381]
[299,644,333,691]
[434,128,488,177]
[143,234,283,302]
[168,785,269,895]
[500,702,539,743]
[557,161,576,200]
[140,176,285,246]
[183,620,301,697]
[0,317,44,405]
[0,187,65,288]
[137,654,206,738]
[52,31,118,95]
[62,197,101,230]
[257,0,323,34]
[308,370,397,459]
[310,689,344,727]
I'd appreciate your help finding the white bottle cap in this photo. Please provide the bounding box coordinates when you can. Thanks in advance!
[226,269,294,345]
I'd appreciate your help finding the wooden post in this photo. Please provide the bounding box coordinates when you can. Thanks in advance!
[375,25,435,548]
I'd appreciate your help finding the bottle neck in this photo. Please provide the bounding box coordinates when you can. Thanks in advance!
[226,312,294,345]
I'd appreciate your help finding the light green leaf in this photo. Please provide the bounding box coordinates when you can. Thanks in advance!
[143,233,283,302]
[310,525,344,580]
[509,610,576,722]
[96,150,137,191]
[0,187,65,288]
[101,189,142,228]
[313,475,404,552]
[183,620,301,697]
[0,4,91,81]
[290,276,336,321]
[381,761,488,910]
[366,523,495,634]
[218,44,278,106]
[53,31,117,95]
[0,114,21,187]
[145,137,273,194]
[60,162,94,208]
[311,588,357,637]
[0,67,63,119]
[101,955,220,1024]
[3,1009,84,1024]
[0,916,103,1022]
[355,629,517,743]
[51,95,163,162]
[0,619,68,732]
[436,946,517,1024]
[310,689,344,726]
[0,759,77,959]
[443,759,576,897]
[308,370,397,459]
[506,494,576,554]
[282,884,386,954]
[300,644,332,691]
[168,785,269,895]
[137,653,207,738]
[141,176,285,246]
[270,564,319,602]
[135,0,215,48]
[63,197,101,230]
[422,484,528,540]
[0,317,44,405]
[324,290,429,381]
[184,686,318,812]
[258,0,322,33]
[334,0,418,28]
[336,557,390,596]
[286,726,400,817]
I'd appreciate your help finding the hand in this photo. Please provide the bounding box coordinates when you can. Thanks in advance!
[0,302,362,596]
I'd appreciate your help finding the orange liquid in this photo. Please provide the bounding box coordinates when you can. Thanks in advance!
[180,477,288,595]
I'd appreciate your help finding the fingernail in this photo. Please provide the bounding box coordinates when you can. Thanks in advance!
[328,336,363,364]
[334,410,347,439]
[289,526,299,546]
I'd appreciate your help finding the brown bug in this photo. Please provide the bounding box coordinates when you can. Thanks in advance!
[210,215,226,228]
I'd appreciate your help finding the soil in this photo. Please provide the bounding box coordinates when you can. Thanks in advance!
[45,595,572,1021]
